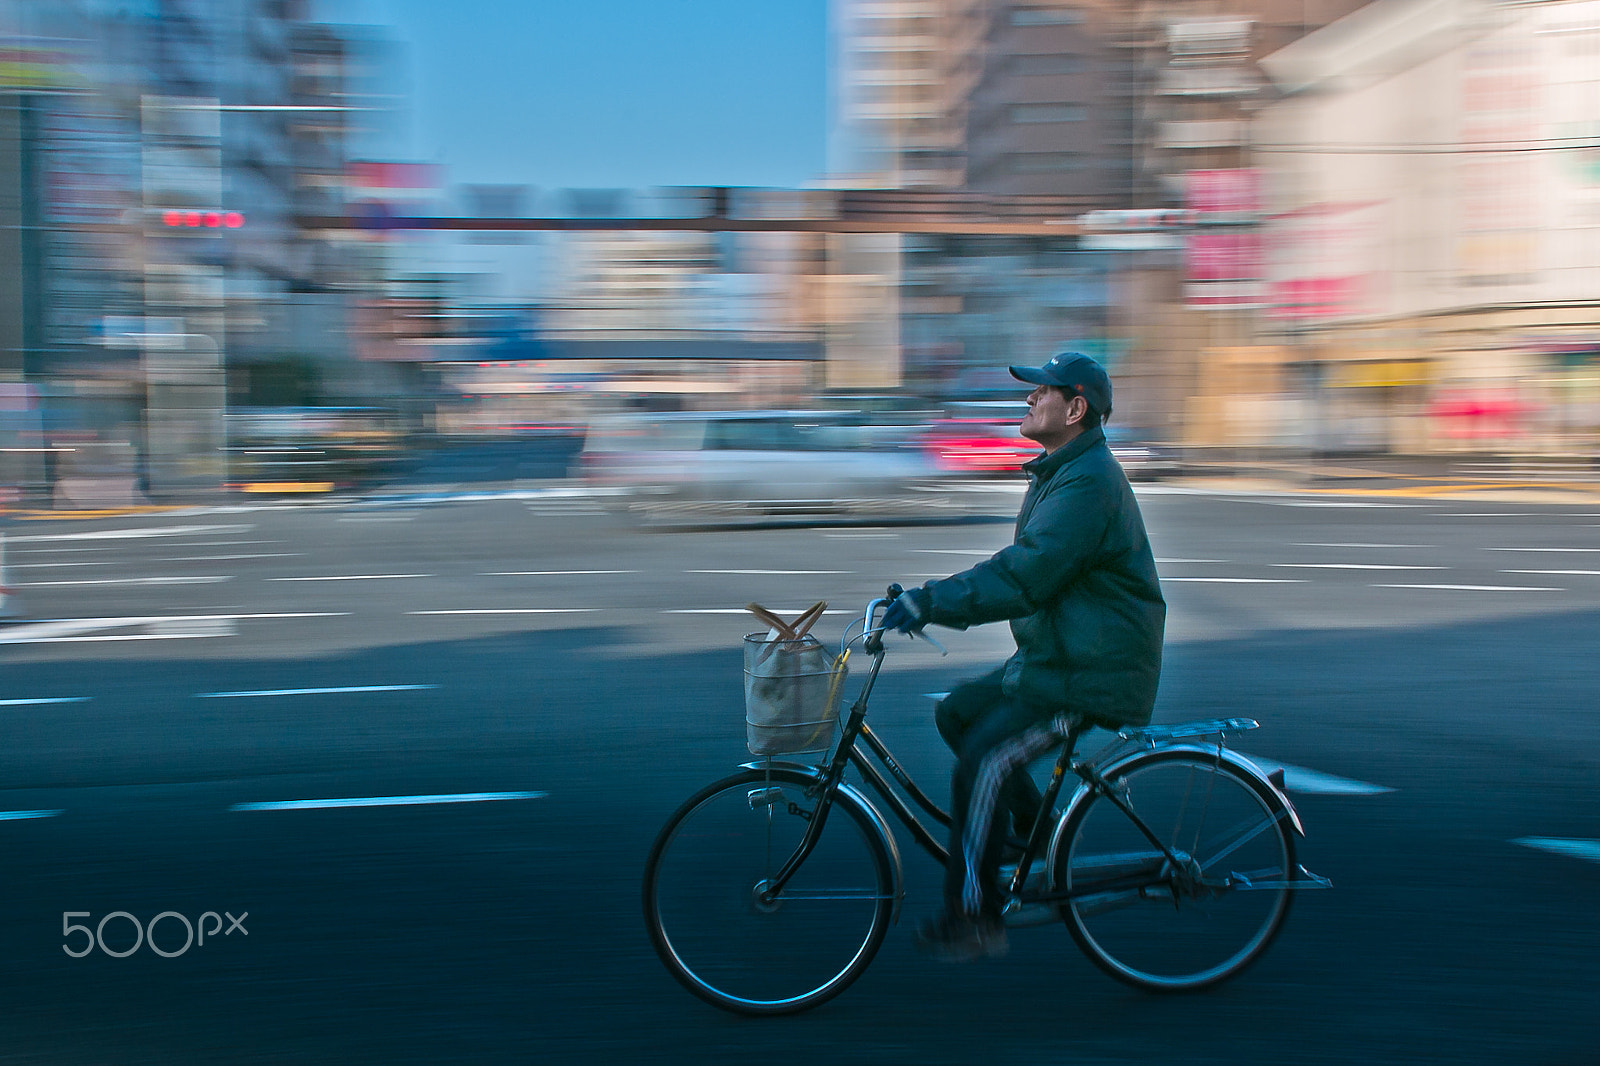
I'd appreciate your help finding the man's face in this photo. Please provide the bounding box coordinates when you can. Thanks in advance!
[1019,384,1087,452]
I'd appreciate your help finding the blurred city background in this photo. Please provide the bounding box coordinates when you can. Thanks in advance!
[0,2,1597,1061]
[3,0,1598,509]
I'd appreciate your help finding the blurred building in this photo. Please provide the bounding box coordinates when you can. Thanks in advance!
[1251,0,1600,457]
[0,0,395,501]
[825,0,1373,427]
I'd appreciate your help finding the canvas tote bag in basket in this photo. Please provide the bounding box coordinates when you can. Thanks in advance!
[743,602,849,755]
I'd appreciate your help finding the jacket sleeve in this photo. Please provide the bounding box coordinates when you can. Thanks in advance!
[918,470,1114,629]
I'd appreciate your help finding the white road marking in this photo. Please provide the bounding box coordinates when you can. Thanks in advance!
[1436,513,1542,517]
[1372,583,1562,592]
[8,524,252,543]
[1154,558,1225,564]
[1512,837,1600,864]
[16,576,231,588]
[409,609,600,615]
[0,612,348,645]
[481,570,636,576]
[270,574,432,581]
[197,684,439,699]
[230,791,546,812]
[7,561,118,568]
[1163,577,1306,583]
[1487,546,1600,552]
[1241,756,1395,795]
[1501,569,1600,576]
[1273,563,1447,571]
[0,697,90,706]
[684,569,854,575]
[1246,499,1408,508]
[662,608,853,615]
[158,553,303,561]
[0,809,62,821]
[1295,543,1433,549]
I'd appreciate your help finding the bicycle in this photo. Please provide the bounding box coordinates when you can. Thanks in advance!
[642,587,1332,1015]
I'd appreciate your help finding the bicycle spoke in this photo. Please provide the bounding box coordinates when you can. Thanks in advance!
[1057,752,1295,991]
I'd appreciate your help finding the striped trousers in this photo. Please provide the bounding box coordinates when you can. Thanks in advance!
[935,669,1072,918]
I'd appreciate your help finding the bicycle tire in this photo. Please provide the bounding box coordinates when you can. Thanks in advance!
[642,767,896,1015]
[1051,748,1296,992]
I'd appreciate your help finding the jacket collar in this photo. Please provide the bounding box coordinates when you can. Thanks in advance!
[1023,424,1105,481]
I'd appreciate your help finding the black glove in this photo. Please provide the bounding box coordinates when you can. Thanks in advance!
[879,589,927,635]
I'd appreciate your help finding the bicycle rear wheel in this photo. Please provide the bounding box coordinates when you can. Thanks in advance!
[1052,749,1296,991]
[642,767,895,1015]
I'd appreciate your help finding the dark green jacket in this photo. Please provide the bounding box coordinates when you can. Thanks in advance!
[914,425,1165,726]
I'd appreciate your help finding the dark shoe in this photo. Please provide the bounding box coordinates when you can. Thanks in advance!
[913,910,1009,962]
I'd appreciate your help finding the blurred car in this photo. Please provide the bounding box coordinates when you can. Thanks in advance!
[924,418,1038,475]
[225,407,405,493]
[1105,426,1185,481]
[924,412,1182,481]
[581,410,972,524]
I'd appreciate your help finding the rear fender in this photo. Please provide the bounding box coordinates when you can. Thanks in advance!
[1053,742,1306,851]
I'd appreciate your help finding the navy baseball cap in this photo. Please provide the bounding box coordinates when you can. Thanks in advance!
[1009,353,1113,421]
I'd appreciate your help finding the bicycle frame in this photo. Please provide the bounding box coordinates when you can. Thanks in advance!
[749,595,1325,916]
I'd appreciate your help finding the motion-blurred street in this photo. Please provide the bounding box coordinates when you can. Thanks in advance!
[0,482,1594,1063]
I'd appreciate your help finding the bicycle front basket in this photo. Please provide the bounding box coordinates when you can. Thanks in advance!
[743,632,848,755]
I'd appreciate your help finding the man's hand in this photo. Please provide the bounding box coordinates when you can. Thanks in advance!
[879,589,926,635]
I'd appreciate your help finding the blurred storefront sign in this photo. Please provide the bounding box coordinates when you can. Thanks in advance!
[1185,169,1263,308]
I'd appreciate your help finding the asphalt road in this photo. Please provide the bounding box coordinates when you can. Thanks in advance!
[0,486,1595,1064]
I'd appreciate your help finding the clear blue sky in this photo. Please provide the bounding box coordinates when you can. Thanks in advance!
[337,0,829,191]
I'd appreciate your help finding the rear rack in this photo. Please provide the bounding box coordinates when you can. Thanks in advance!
[1117,717,1259,742]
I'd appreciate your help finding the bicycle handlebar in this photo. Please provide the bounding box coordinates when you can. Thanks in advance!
[860,584,946,657]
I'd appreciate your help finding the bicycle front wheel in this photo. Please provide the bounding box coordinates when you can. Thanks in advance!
[642,767,895,1015]
[1052,749,1296,992]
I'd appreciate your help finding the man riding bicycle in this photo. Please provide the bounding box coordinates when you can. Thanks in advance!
[879,353,1166,961]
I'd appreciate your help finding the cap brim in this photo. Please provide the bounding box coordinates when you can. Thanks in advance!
[1009,365,1052,385]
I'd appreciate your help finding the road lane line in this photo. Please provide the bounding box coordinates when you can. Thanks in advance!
[1273,563,1447,571]
[1163,577,1305,583]
[1295,543,1433,549]
[409,609,600,615]
[1371,583,1562,592]
[1501,569,1600,576]
[662,608,853,615]
[8,561,119,568]
[270,573,432,582]
[1486,546,1600,552]
[684,569,854,575]
[230,791,546,812]
[0,612,348,645]
[1154,558,1225,564]
[158,553,303,561]
[481,570,636,576]
[0,809,62,821]
[8,524,253,542]
[16,576,231,587]
[197,684,439,698]
[0,697,90,706]
[1241,757,1394,795]
[1512,837,1600,864]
